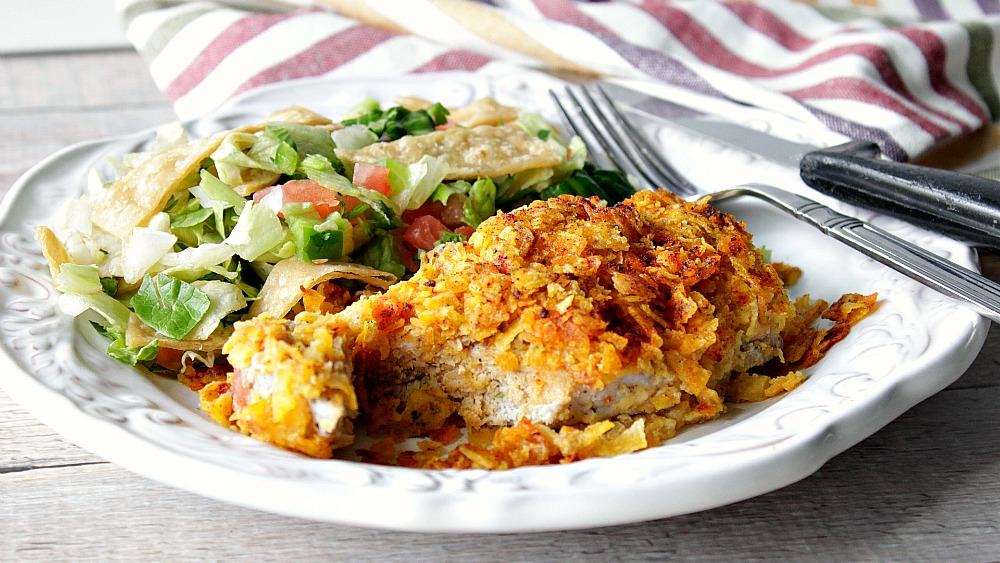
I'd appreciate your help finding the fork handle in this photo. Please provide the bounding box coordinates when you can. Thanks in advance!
[799,141,1000,250]
[723,184,1000,324]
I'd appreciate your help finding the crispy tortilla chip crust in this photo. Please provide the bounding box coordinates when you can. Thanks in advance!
[215,190,876,467]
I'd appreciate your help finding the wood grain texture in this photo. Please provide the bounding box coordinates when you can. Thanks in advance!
[1,48,999,561]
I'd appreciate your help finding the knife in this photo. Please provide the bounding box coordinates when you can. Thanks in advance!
[602,82,1000,249]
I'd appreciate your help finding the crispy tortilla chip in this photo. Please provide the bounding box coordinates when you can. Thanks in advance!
[259,105,332,127]
[395,96,433,111]
[91,133,225,234]
[448,97,519,128]
[232,168,281,197]
[34,226,72,278]
[336,125,563,180]
[126,313,232,352]
[248,258,396,319]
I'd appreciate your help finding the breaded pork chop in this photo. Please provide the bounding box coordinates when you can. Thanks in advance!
[210,190,798,456]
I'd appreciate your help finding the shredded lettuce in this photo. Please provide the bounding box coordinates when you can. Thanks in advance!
[185,280,247,340]
[224,201,285,262]
[63,292,131,330]
[193,170,246,212]
[248,127,298,175]
[463,177,496,227]
[343,97,380,120]
[92,322,159,366]
[131,274,212,339]
[159,243,235,270]
[430,180,470,205]
[211,132,267,185]
[121,227,177,284]
[331,124,378,151]
[55,263,103,295]
[357,233,406,280]
[386,156,448,211]
[269,122,341,170]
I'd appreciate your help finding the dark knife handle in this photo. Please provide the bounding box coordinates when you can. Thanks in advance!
[799,140,1000,249]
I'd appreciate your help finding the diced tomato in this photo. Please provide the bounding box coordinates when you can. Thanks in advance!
[440,194,467,228]
[353,163,391,195]
[402,201,445,224]
[253,180,341,219]
[455,226,475,238]
[403,215,450,251]
[399,240,419,273]
[436,122,454,131]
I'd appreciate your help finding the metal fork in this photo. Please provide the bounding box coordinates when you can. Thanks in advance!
[549,84,1000,323]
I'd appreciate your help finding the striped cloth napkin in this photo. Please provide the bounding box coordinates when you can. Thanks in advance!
[119,0,1000,162]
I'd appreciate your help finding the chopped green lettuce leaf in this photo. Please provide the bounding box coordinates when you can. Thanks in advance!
[171,207,214,229]
[92,322,159,366]
[463,177,496,227]
[224,201,285,262]
[357,232,406,279]
[331,124,379,151]
[211,132,271,185]
[386,156,448,211]
[430,180,471,205]
[121,227,177,284]
[270,123,341,169]
[186,280,247,340]
[131,274,212,339]
[55,263,103,295]
[248,127,298,175]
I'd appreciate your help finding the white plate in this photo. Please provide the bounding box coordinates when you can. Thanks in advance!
[0,71,988,533]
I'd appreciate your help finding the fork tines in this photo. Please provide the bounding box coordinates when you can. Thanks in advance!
[549,84,697,196]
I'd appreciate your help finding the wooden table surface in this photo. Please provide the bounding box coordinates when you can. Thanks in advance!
[2,49,998,561]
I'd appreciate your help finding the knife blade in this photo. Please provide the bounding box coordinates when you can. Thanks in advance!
[603,82,1000,249]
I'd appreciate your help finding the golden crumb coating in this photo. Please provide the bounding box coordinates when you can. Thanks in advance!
[351,190,796,428]
[204,312,358,458]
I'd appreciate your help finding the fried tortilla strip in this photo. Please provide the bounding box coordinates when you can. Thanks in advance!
[336,124,562,179]
[395,96,432,111]
[256,105,332,127]
[91,133,225,234]
[448,97,519,128]
[231,168,281,197]
[248,258,396,319]
[34,226,72,278]
[125,314,232,352]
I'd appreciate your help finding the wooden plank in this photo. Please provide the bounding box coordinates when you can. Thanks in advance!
[0,50,166,111]
[0,391,105,472]
[1,384,997,560]
[0,106,176,197]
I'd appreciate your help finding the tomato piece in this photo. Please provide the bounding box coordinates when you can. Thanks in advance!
[440,194,467,228]
[353,163,391,195]
[253,180,340,219]
[455,226,475,238]
[403,215,450,251]
[402,201,445,224]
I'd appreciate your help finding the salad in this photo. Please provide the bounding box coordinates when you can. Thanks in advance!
[37,96,634,373]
